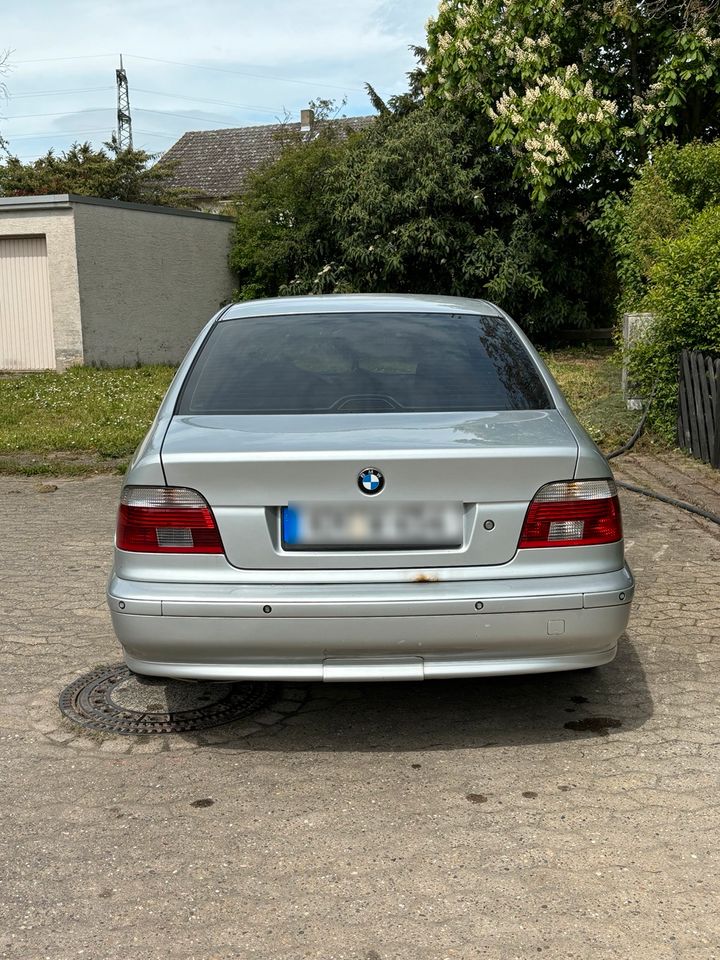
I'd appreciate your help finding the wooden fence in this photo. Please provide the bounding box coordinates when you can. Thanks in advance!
[678,350,720,468]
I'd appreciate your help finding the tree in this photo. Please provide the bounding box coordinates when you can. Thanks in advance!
[422,0,720,201]
[234,102,615,333]
[0,136,190,206]
[330,105,616,332]
[231,95,619,333]
[0,48,10,151]
[237,0,720,334]
[229,107,356,300]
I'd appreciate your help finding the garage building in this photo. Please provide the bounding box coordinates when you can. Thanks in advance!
[0,194,236,371]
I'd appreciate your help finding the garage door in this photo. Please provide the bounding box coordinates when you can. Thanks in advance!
[0,236,55,370]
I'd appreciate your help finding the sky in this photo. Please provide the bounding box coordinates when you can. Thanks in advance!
[0,0,438,162]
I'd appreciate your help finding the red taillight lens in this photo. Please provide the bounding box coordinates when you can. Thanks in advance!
[518,479,622,549]
[116,486,224,554]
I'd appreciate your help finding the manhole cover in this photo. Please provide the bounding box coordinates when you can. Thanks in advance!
[59,664,273,735]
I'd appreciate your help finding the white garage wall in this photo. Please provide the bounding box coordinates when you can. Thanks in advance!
[0,200,84,371]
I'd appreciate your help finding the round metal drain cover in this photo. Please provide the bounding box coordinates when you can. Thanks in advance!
[59,664,273,735]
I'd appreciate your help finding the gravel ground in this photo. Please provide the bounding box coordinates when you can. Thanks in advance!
[1,468,719,960]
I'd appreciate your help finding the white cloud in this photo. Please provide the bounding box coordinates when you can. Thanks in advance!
[1,0,437,159]
[5,0,431,70]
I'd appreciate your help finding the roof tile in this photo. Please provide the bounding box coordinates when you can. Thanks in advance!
[160,116,374,199]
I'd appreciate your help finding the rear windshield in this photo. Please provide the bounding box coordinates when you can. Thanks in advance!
[177,312,551,415]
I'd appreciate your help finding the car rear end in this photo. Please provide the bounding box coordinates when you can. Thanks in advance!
[107,295,633,681]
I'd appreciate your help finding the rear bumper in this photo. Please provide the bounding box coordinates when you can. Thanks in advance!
[107,566,633,681]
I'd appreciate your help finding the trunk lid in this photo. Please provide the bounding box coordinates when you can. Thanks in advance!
[161,411,578,570]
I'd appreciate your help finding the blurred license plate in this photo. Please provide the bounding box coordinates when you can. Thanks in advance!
[282,502,463,550]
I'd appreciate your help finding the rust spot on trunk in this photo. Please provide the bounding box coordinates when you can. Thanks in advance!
[413,573,439,583]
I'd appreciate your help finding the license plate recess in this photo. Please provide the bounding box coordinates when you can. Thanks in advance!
[281,501,463,551]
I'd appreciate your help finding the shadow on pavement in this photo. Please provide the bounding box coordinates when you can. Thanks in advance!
[207,632,652,754]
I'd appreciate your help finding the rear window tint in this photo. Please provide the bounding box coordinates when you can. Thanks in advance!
[177,312,551,415]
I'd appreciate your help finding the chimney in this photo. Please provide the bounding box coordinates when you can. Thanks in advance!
[300,108,314,132]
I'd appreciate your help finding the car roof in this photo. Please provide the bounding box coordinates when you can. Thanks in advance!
[221,293,503,320]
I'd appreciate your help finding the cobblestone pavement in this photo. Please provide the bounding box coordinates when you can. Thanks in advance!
[613,447,720,518]
[1,471,719,960]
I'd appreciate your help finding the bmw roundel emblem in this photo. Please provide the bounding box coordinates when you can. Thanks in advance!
[358,468,384,495]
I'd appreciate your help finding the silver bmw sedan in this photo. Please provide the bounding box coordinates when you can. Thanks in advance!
[107,294,633,682]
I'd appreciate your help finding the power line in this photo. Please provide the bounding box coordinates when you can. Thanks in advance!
[2,104,283,143]
[134,107,246,127]
[13,54,116,64]
[12,129,175,157]
[3,106,269,128]
[134,129,179,140]
[5,128,111,141]
[12,51,364,93]
[4,96,281,123]
[124,54,365,93]
[133,87,281,115]
[2,93,282,122]
[3,47,356,150]
[8,86,114,99]
[2,108,113,121]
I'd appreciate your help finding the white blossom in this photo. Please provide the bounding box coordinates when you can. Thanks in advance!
[437,31,453,53]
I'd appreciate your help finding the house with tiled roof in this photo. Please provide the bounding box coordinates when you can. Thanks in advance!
[161,108,374,211]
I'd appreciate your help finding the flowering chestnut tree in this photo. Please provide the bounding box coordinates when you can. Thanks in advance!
[422,0,720,200]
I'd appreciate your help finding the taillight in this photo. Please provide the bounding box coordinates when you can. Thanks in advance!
[518,479,622,549]
[116,486,224,554]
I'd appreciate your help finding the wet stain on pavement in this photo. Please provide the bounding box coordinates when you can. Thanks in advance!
[190,798,215,808]
[565,716,623,736]
[466,793,488,804]
[522,791,538,799]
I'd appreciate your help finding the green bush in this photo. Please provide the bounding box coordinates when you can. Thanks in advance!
[599,142,720,441]
[628,203,720,441]
[599,141,720,310]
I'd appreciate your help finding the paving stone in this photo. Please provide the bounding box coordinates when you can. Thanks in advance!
[0,469,719,960]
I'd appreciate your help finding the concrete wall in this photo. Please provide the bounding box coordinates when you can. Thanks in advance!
[72,200,235,366]
[0,204,84,369]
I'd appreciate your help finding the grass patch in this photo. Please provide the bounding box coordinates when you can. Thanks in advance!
[0,365,176,462]
[542,346,641,451]
[0,349,644,475]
